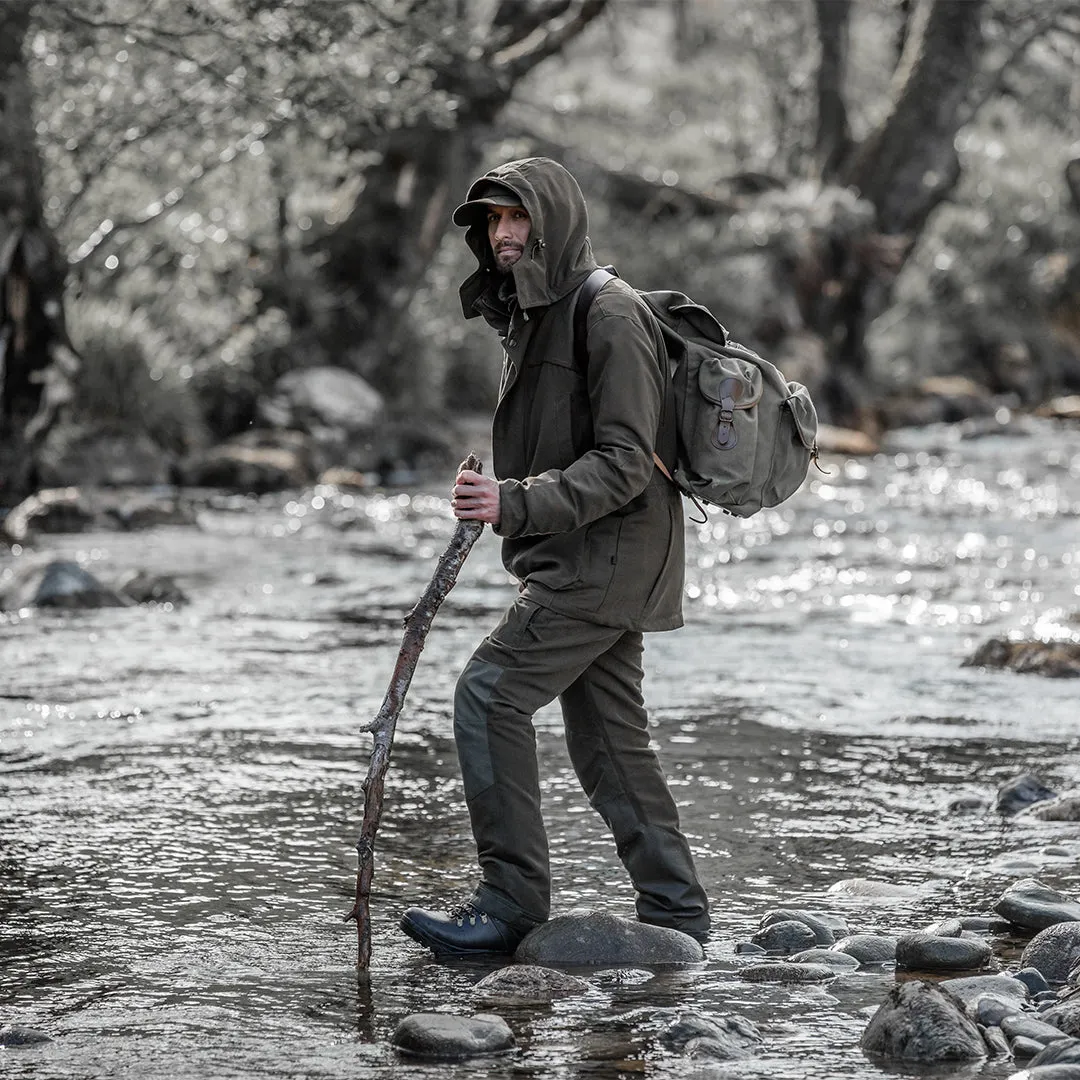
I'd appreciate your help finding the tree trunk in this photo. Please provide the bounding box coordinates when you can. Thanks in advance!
[813,0,853,181]
[309,0,608,401]
[0,0,75,503]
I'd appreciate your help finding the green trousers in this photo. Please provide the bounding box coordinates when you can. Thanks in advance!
[453,597,710,936]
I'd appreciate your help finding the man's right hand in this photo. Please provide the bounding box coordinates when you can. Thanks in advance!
[452,469,501,526]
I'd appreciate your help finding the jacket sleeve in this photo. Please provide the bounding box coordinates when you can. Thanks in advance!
[496,291,663,537]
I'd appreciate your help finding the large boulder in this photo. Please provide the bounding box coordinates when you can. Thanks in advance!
[515,910,703,966]
[179,430,318,491]
[258,366,384,438]
[36,425,173,488]
[1022,923,1080,984]
[861,981,989,1063]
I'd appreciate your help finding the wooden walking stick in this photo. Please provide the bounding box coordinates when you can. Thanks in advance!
[344,453,486,971]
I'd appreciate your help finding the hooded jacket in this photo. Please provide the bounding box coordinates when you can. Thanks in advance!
[458,157,683,632]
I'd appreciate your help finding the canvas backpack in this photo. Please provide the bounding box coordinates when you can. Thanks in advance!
[573,267,820,519]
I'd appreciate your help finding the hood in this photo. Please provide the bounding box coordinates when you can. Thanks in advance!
[457,157,598,318]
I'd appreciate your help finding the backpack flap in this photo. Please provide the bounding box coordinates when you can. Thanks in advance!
[696,352,765,452]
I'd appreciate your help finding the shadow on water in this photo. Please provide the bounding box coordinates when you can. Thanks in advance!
[1,419,1079,1077]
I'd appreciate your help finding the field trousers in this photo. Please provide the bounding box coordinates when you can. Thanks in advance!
[453,596,710,937]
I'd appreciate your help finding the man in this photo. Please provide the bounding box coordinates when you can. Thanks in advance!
[400,157,710,956]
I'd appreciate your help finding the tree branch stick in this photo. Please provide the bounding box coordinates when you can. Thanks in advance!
[344,454,486,971]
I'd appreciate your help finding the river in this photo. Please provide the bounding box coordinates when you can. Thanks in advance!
[2,414,1079,1079]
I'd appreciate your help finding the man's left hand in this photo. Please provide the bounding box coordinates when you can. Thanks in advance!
[452,469,501,526]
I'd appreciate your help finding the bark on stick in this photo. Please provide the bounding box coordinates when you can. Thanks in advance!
[345,454,485,971]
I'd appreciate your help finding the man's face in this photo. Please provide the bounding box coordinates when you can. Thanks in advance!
[487,204,531,273]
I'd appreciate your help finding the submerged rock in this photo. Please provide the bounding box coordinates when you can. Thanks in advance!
[0,1025,52,1046]
[658,1011,763,1062]
[860,981,989,1063]
[0,559,130,610]
[738,962,838,983]
[1022,923,1080,984]
[1028,1036,1080,1067]
[751,919,817,954]
[789,947,860,969]
[473,965,590,1006]
[1041,1000,1080,1037]
[964,638,1080,678]
[895,931,993,972]
[826,878,919,900]
[391,1012,514,1059]
[997,880,1080,931]
[1023,795,1080,823]
[997,773,1059,815]
[759,908,846,945]
[941,973,1031,1017]
[515,910,703,966]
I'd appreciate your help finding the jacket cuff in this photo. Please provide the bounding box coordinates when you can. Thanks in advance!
[494,479,526,537]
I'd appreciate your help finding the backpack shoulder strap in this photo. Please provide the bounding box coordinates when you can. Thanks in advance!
[572,267,616,370]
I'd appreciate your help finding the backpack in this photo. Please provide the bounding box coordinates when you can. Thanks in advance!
[573,267,820,519]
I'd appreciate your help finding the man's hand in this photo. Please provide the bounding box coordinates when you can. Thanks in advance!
[452,469,501,526]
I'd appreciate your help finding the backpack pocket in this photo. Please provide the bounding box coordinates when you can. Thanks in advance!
[761,384,819,508]
[695,352,763,451]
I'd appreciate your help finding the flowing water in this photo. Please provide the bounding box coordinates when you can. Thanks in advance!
[1,415,1079,1079]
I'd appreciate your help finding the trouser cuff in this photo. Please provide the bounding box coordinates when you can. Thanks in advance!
[472,884,544,935]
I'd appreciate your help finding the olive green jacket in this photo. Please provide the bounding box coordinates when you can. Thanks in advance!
[458,157,684,631]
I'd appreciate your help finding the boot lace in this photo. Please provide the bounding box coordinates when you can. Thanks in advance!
[448,901,489,927]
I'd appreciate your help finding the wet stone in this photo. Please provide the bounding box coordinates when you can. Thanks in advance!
[996,773,1059,815]
[1042,1001,1080,1037]
[895,930,993,972]
[1001,1013,1070,1044]
[473,965,590,1006]
[759,908,846,945]
[996,879,1080,931]
[1017,968,1053,996]
[831,933,897,963]
[789,947,860,969]
[1029,1037,1080,1067]
[0,559,130,610]
[658,1011,763,1062]
[0,1025,52,1046]
[941,974,1031,1016]
[923,918,964,937]
[392,1013,515,1060]
[1022,923,1080,984]
[1014,1035,1051,1059]
[975,996,1022,1027]
[1024,795,1080,823]
[1013,1066,1080,1079]
[860,981,988,1063]
[738,962,838,984]
[751,919,817,954]
[826,878,919,899]
[515,910,703,966]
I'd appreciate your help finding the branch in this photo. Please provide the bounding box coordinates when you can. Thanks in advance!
[492,0,608,80]
[344,454,486,972]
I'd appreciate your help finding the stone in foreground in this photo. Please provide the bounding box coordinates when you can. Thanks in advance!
[1021,922,1080,984]
[895,930,993,972]
[861,981,988,1063]
[473,965,590,1006]
[515,910,703,966]
[658,1011,764,1062]
[392,1013,514,1059]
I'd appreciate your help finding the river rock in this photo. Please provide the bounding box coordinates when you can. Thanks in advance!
[860,980,989,1063]
[1023,795,1080,823]
[790,948,860,969]
[1022,924,1080,984]
[738,962,838,983]
[895,931,993,972]
[391,1012,514,1059]
[258,365,384,437]
[116,570,189,607]
[998,880,1080,931]
[831,933,897,963]
[1018,968,1053,995]
[826,877,919,900]
[515,910,703,966]
[0,558,130,610]
[473,965,590,1006]
[0,1025,52,1046]
[1001,1013,1071,1045]
[964,639,1080,678]
[984,1024,1012,1057]
[759,908,846,945]
[941,973,1031,1016]
[1029,1037,1080,1066]
[997,774,1060,815]
[37,425,173,488]
[1042,1001,1080,1037]
[1009,1067,1080,1079]
[657,1011,763,1061]
[179,430,319,492]
[923,918,965,937]
[751,919,817,954]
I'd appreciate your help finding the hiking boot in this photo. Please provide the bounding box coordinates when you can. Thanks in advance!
[400,902,526,957]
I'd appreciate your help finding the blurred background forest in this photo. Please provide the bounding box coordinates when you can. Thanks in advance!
[1,0,1079,502]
